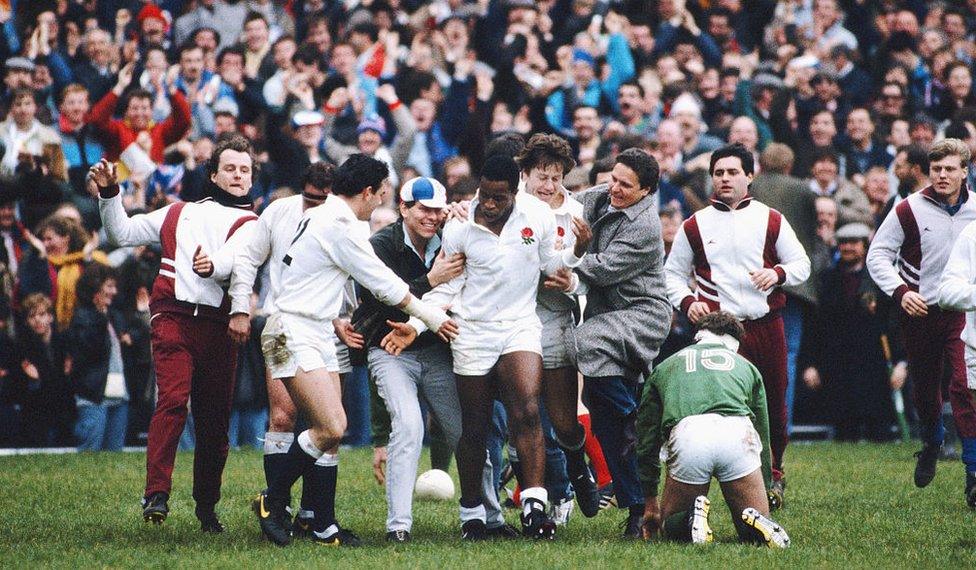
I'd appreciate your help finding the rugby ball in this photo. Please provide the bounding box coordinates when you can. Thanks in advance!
[414,469,455,501]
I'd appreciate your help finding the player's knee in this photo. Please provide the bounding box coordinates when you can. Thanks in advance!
[508,403,541,435]
[268,408,296,432]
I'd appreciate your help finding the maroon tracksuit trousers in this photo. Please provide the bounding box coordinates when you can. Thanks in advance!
[738,313,788,479]
[145,312,238,506]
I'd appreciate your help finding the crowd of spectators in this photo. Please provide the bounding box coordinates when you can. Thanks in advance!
[2,0,976,449]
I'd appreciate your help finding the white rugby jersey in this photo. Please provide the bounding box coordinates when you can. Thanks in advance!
[273,194,409,321]
[664,196,810,320]
[938,219,976,351]
[99,193,256,312]
[226,194,305,315]
[525,187,583,314]
[412,191,582,332]
[868,186,976,305]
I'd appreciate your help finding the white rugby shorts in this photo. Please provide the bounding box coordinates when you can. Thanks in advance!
[451,315,542,376]
[663,413,762,485]
[262,312,340,379]
[538,306,577,370]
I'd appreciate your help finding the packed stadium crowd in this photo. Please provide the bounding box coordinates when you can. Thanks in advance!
[2,0,976,548]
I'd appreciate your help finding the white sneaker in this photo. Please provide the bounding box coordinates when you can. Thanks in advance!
[690,495,713,544]
[741,507,790,548]
[550,497,574,526]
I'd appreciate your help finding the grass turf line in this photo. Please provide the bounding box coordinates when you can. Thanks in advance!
[1,443,975,568]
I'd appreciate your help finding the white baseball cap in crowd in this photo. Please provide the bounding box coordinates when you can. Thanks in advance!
[400,176,448,209]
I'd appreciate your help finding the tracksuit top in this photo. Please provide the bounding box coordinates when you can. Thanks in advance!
[938,217,976,351]
[664,197,811,321]
[99,193,257,320]
[868,186,976,306]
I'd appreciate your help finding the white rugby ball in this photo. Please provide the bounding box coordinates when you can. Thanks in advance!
[414,469,455,501]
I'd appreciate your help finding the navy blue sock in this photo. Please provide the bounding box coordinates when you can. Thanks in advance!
[307,453,338,530]
[961,437,976,474]
[268,438,316,503]
[921,420,946,447]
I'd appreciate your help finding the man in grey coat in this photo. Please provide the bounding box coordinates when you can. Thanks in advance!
[573,148,673,538]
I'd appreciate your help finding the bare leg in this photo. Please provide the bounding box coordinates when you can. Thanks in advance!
[541,367,583,445]
[496,351,545,490]
[659,475,711,542]
[717,469,770,541]
[454,372,497,504]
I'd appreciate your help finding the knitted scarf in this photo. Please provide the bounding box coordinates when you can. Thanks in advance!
[48,250,108,331]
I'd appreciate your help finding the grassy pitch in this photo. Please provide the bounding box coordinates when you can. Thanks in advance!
[2,442,975,568]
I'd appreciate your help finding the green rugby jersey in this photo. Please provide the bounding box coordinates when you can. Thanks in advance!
[636,342,772,497]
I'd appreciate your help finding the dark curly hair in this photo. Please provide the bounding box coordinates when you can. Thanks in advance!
[516,133,576,176]
[696,310,745,342]
[75,263,117,308]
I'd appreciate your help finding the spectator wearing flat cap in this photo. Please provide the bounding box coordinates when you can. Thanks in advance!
[802,222,899,443]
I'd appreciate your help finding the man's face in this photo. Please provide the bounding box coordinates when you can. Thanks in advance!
[572,60,595,87]
[85,31,110,64]
[363,178,391,219]
[945,14,967,41]
[573,107,599,140]
[809,112,836,146]
[524,163,565,206]
[929,155,968,199]
[659,211,682,246]
[864,170,890,203]
[124,96,152,131]
[60,91,89,124]
[331,45,356,75]
[219,53,244,79]
[728,118,758,151]
[4,68,31,90]
[194,29,219,53]
[699,69,719,99]
[838,239,866,265]
[141,18,166,45]
[295,124,322,148]
[180,48,205,82]
[657,121,682,155]
[888,119,910,148]
[708,14,732,42]
[410,98,437,131]
[816,197,837,229]
[811,159,839,187]
[301,182,330,211]
[879,85,905,115]
[401,202,445,240]
[609,163,649,209]
[617,86,644,121]
[911,124,936,146]
[813,0,838,26]
[244,19,269,51]
[0,203,15,230]
[358,130,382,155]
[309,21,331,53]
[273,39,297,69]
[214,114,237,136]
[10,95,36,126]
[210,149,253,197]
[146,49,168,75]
[948,65,972,100]
[846,110,873,143]
[720,74,738,101]
[445,161,470,189]
[711,156,752,205]
[893,151,913,183]
[477,178,516,224]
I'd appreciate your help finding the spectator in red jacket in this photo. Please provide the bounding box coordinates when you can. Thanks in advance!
[87,63,191,167]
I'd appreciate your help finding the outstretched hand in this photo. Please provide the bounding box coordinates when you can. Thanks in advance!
[380,320,418,355]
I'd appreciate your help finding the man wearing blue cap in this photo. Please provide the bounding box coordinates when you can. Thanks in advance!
[352,177,512,543]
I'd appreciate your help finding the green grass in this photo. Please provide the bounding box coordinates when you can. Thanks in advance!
[2,443,975,568]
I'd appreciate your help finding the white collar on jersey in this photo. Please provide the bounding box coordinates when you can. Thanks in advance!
[694,330,740,352]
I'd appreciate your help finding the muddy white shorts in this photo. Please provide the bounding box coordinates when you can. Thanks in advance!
[451,315,542,376]
[262,312,340,379]
[664,413,762,485]
[538,306,577,370]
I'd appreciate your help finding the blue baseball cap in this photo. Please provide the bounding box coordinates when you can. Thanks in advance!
[400,177,447,208]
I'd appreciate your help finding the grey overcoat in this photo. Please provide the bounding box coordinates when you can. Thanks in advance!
[573,185,673,381]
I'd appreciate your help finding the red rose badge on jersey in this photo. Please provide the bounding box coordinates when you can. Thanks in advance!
[521,227,535,244]
[557,226,565,237]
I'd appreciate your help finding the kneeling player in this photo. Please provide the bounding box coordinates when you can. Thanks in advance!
[636,311,789,548]
[252,155,457,547]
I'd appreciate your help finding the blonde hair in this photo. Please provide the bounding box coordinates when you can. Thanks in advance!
[21,292,52,316]
[929,138,972,167]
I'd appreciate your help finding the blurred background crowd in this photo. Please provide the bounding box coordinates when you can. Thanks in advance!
[0,0,974,452]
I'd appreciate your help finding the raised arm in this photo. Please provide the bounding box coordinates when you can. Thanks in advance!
[92,160,168,247]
